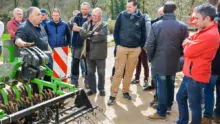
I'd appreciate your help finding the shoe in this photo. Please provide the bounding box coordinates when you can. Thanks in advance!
[147,113,166,120]
[167,107,172,113]
[99,91,105,96]
[201,117,212,124]
[213,114,220,123]
[143,86,155,91]
[86,90,96,96]
[143,80,149,87]
[123,92,132,100]
[107,96,116,106]
[84,83,89,89]
[81,74,85,78]
[131,79,140,84]
[150,97,158,107]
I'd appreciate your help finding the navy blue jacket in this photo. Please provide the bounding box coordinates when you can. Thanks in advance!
[45,19,70,49]
[72,13,91,48]
[113,10,146,48]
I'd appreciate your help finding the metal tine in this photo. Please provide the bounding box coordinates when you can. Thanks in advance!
[89,112,104,124]
[95,107,115,124]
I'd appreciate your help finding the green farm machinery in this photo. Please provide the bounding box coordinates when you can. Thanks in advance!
[0,40,110,124]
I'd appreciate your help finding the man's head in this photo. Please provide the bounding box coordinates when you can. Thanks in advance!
[157,7,164,16]
[52,8,61,23]
[92,8,102,23]
[81,2,90,16]
[72,10,80,17]
[13,8,23,22]
[193,3,216,29]
[27,7,42,26]
[41,9,48,21]
[127,0,137,14]
[163,1,177,14]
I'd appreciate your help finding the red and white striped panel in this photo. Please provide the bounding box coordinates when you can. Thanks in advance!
[53,47,68,79]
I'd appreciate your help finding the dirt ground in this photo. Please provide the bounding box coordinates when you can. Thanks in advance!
[73,46,185,124]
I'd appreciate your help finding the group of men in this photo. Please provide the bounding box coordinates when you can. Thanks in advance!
[1,0,220,123]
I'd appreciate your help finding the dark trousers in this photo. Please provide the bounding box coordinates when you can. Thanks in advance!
[156,75,175,117]
[215,76,220,116]
[177,76,204,124]
[135,49,149,81]
[0,46,2,56]
[71,54,87,86]
[87,59,106,92]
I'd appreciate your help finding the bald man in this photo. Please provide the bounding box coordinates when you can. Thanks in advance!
[15,7,51,51]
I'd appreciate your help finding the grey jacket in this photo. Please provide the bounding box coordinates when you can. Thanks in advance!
[79,21,108,60]
[145,13,188,75]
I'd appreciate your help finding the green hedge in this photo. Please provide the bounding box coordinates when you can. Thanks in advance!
[106,20,116,34]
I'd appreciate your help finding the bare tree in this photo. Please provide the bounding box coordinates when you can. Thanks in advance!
[14,0,20,8]
[78,0,81,10]
[90,0,99,8]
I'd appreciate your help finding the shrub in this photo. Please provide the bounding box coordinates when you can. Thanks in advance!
[106,20,116,34]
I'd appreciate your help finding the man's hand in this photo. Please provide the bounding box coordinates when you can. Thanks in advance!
[93,32,99,35]
[18,41,34,48]
[72,23,81,32]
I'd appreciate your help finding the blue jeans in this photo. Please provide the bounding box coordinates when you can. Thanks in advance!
[151,69,157,97]
[215,76,220,116]
[204,74,218,118]
[80,60,85,75]
[156,75,175,117]
[177,76,204,124]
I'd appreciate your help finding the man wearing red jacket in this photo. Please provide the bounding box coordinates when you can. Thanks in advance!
[176,4,220,124]
[7,8,25,39]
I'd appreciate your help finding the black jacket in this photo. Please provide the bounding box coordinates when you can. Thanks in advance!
[146,13,188,75]
[212,13,220,75]
[15,19,48,51]
[113,10,146,48]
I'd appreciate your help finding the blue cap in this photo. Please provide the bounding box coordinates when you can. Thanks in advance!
[41,9,47,14]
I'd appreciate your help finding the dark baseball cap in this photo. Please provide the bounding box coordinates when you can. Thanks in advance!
[41,9,48,14]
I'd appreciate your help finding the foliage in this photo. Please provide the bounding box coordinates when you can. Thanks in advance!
[106,20,115,34]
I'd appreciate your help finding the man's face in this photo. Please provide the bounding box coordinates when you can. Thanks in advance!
[193,12,210,29]
[52,12,60,23]
[30,8,42,25]
[126,2,137,14]
[92,11,101,23]
[73,11,79,17]
[81,5,90,16]
[14,10,23,22]
[41,13,48,21]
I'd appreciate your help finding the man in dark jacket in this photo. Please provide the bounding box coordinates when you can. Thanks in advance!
[45,8,70,50]
[207,2,220,123]
[73,8,108,96]
[71,2,91,87]
[147,1,188,120]
[107,0,145,105]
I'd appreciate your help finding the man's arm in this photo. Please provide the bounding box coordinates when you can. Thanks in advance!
[183,35,218,58]
[140,16,147,48]
[113,13,122,46]
[15,27,34,47]
[7,21,16,39]
[91,24,108,42]
[145,25,157,62]
[79,22,93,39]
[65,24,71,46]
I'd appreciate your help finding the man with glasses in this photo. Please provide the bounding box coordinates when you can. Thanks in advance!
[41,9,50,27]
[7,8,25,39]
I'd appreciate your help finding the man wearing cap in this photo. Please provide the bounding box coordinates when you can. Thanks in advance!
[41,9,50,27]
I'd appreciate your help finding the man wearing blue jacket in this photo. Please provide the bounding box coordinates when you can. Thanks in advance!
[108,0,145,105]
[45,8,70,50]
